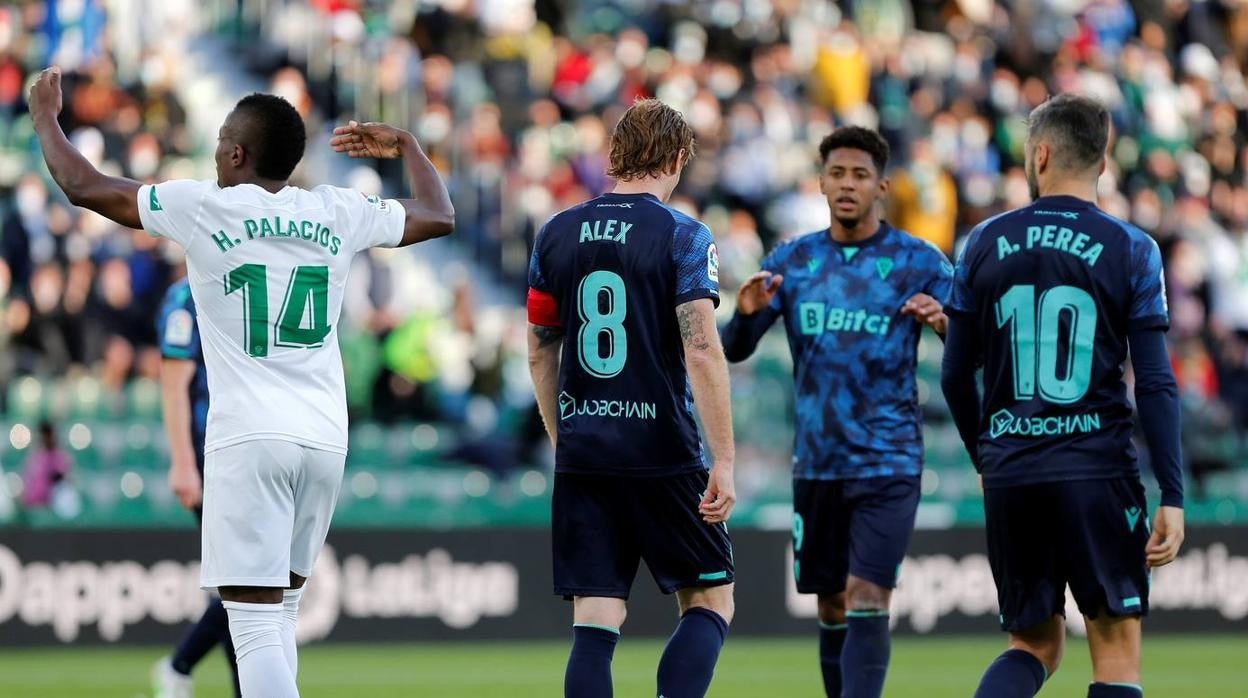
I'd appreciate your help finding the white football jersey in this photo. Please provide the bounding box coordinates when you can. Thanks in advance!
[138,180,405,455]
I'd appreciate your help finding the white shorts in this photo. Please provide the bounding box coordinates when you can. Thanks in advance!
[200,439,345,589]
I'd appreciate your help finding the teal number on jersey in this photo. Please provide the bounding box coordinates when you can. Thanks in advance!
[276,266,331,348]
[995,284,1096,405]
[577,270,628,378]
[225,264,331,357]
[224,264,269,357]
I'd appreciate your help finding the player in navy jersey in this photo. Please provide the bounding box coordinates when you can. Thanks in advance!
[941,94,1185,698]
[527,99,736,698]
[151,278,241,698]
[721,126,952,698]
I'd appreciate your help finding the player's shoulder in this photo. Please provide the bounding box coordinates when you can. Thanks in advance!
[888,224,949,258]
[146,178,218,206]
[1086,206,1158,252]
[764,229,824,268]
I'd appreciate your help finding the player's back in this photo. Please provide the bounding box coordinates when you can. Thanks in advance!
[530,192,719,475]
[138,179,406,455]
[951,194,1168,486]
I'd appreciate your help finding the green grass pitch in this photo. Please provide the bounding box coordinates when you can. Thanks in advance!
[1,636,1243,697]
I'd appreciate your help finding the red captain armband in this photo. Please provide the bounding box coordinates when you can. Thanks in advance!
[527,287,561,327]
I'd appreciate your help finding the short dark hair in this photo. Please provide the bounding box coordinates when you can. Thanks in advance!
[232,93,307,180]
[1026,93,1110,172]
[818,126,890,174]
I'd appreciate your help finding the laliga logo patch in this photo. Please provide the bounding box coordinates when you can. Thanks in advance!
[364,193,390,213]
[707,243,719,283]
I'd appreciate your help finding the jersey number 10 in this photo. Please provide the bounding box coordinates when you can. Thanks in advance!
[995,284,1096,405]
[224,264,331,357]
[577,271,627,378]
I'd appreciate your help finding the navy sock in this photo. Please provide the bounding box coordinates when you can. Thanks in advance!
[973,648,1047,698]
[565,624,619,698]
[171,597,231,676]
[818,623,846,697]
[1088,683,1143,697]
[656,607,729,698]
[840,612,891,698]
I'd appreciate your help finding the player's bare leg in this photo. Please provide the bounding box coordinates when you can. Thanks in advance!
[816,592,847,696]
[841,575,893,698]
[566,596,626,698]
[655,584,733,698]
[1085,613,1142,696]
[974,613,1063,698]
[219,582,299,698]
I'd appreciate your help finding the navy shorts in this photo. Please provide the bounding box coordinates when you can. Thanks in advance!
[552,470,734,599]
[985,477,1150,633]
[791,476,920,595]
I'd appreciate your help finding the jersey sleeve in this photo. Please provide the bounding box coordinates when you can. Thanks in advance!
[320,186,406,252]
[1128,234,1169,331]
[136,180,215,248]
[528,221,552,292]
[924,244,955,304]
[526,220,560,326]
[947,228,983,315]
[157,288,200,361]
[672,219,720,307]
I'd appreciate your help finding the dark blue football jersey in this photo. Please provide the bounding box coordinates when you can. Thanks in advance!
[528,192,719,475]
[157,279,210,460]
[948,195,1169,487]
[724,223,953,480]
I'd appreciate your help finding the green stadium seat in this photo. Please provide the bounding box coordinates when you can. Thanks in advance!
[127,379,163,421]
[7,376,45,420]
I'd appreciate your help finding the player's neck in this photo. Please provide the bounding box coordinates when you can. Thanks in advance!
[241,176,290,194]
[1036,178,1098,204]
[828,217,882,244]
[611,177,673,202]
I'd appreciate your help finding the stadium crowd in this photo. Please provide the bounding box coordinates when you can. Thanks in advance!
[2,0,1248,482]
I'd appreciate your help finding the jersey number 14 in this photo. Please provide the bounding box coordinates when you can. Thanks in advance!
[224,264,331,357]
[995,284,1096,404]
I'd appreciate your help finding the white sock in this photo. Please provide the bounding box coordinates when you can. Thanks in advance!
[225,601,300,698]
[281,588,304,678]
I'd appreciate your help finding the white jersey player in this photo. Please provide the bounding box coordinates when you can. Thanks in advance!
[29,68,454,697]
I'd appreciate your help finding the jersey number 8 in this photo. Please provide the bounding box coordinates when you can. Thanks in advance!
[577,271,627,378]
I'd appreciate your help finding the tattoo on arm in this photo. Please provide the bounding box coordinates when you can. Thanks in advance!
[677,303,711,351]
[531,324,565,348]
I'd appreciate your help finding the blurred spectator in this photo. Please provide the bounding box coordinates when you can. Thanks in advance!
[21,421,72,509]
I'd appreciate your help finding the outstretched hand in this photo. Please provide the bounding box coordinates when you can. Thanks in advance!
[28,67,63,121]
[902,293,947,335]
[736,271,784,316]
[330,121,414,159]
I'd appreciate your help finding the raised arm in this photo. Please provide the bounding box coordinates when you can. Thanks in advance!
[30,68,142,229]
[721,271,783,362]
[678,298,737,524]
[329,121,454,246]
